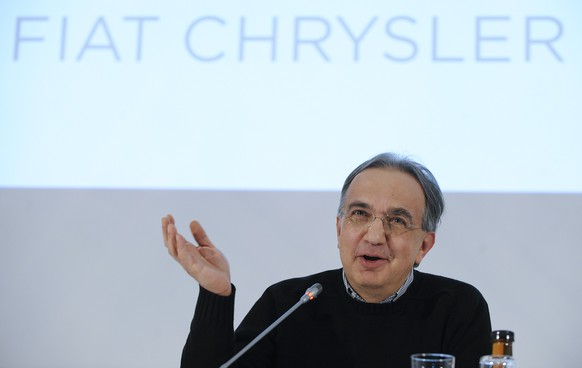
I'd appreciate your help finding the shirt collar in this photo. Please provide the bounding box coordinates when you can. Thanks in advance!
[342,269,414,304]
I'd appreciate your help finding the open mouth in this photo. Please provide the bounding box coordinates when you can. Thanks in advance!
[363,255,383,261]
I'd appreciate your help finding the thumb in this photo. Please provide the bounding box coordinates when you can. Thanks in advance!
[189,220,215,248]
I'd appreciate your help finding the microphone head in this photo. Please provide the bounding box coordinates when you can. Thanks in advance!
[300,283,323,303]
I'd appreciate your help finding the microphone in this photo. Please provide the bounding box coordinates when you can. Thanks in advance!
[219,283,323,368]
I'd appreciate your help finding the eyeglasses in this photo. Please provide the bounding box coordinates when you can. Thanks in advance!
[342,208,422,236]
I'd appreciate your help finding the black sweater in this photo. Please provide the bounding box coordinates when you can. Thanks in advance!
[182,269,491,368]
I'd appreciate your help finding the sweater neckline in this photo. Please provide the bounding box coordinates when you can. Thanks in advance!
[326,269,416,315]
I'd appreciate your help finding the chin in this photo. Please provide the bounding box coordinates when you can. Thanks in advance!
[354,270,387,287]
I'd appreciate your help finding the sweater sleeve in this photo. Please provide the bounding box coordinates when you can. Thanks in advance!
[180,285,236,368]
[228,286,280,367]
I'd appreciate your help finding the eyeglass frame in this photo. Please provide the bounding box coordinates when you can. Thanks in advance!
[340,205,424,236]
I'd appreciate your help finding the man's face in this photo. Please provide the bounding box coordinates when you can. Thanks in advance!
[336,167,435,302]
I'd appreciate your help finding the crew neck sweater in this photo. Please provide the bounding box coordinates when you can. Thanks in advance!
[182,269,491,368]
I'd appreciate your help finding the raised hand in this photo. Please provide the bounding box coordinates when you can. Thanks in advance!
[162,214,232,296]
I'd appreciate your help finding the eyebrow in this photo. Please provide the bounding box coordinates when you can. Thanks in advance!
[346,201,372,211]
[389,207,415,223]
[346,201,416,223]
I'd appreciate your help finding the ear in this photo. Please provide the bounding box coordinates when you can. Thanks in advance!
[336,216,342,248]
[414,232,436,266]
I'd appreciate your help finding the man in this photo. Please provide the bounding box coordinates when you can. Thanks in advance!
[162,152,491,367]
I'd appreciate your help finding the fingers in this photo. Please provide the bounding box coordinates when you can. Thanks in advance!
[189,220,216,248]
[161,214,175,242]
[162,216,210,264]
[162,214,178,259]
[162,216,216,263]
[175,233,214,277]
[161,215,170,243]
[174,234,204,273]
[175,233,199,263]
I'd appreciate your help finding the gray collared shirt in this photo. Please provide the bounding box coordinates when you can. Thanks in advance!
[342,268,414,303]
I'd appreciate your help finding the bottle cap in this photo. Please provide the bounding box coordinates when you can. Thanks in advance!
[491,330,514,342]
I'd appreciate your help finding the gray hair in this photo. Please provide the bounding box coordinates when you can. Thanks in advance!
[338,152,445,232]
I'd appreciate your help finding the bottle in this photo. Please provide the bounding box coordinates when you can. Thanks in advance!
[491,330,514,356]
[479,330,515,367]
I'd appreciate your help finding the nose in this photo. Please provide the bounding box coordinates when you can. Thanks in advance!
[364,217,387,245]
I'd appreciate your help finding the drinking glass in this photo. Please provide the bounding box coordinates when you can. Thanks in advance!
[479,355,515,367]
[411,353,455,368]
